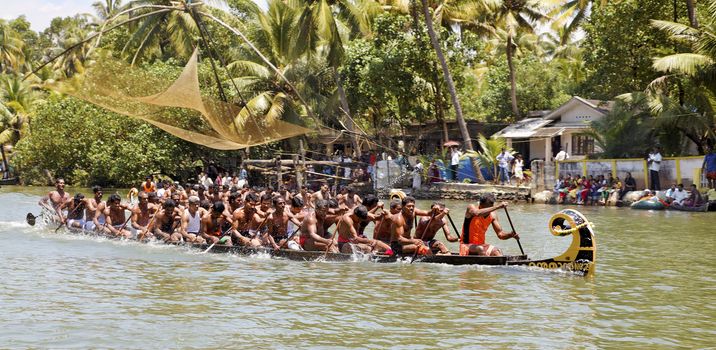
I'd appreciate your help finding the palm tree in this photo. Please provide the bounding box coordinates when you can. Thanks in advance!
[544,0,608,44]
[480,0,546,119]
[0,75,37,145]
[0,20,25,74]
[122,0,199,64]
[226,0,331,127]
[92,0,126,21]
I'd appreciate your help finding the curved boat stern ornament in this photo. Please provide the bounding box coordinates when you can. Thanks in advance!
[510,209,596,276]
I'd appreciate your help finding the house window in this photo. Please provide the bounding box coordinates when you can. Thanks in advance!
[572,134,595,155]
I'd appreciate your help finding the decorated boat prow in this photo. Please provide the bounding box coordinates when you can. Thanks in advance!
[506,209,596,276]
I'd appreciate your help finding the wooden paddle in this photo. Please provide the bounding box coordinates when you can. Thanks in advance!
[202,224,234,253]
[446,213,461,242]
[410,214,434,264]
[503,207,525,256]
[323,228,339,259]
[26,212,42,226]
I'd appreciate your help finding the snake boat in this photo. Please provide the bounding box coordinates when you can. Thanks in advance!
[32,204,596,276]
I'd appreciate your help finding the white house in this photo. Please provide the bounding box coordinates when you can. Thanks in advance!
[493,96,614,162]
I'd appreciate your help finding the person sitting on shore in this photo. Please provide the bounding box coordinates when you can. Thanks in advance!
[665,184,678,203]
[621,172,637,199]
[672,184,689,205]
[683,184,704,207]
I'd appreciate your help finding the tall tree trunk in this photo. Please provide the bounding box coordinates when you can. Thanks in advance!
[507,36,520,119]
[421,0,484,182]
[333,68,360,157]
[432,62,449,144]
[686,0,698,28]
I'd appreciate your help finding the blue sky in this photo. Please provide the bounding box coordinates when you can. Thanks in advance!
[1,0,267,31]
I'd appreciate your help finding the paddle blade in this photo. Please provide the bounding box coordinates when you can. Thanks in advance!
[26,213,36,226]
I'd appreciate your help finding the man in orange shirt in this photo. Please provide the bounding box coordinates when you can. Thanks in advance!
[460,194,519,256]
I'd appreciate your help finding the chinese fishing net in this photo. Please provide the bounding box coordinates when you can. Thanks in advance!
[55,49,314,150]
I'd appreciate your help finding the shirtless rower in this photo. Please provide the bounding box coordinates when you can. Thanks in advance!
[389,196,430,256]
[414,202,458,255]
[150,199,183,242]
[131,192,155,237]
[200,201,234,246]
[373,199,402,245]
[265,196,301,250]
[335,205,391,254]
[358,194,383,237]
[230,192,261,247]
[337,186,362,210]
[39,178,70,219]
[103,194,133,239]
[310,182,332,207]
[180,196,207,244]
[300,199,338,253]
[461,194,519,256]
[89,186,109,232]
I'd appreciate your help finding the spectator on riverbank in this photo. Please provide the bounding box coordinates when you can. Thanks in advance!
[513,154,524,186]
[428,159,443,184]
[496,148,514,185]
[665,184,678,203]
[621,172,637,199]
[702,146,716,189]
[648,146,662,191]
[555,147,569,161]
[450,146,461,181]
[684,184,704,207]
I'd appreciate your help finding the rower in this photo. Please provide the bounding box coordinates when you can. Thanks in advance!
[310,182,332,207]
[103,194,132,238]
[141,175,156,193]
[460,194,518,256]
[337,186,362,210]
[89,186,108,232]
[389,196,430,257]
[373,199,401,245]
[230,192,261,247]
[358,194,382,237]
[39,178,70,219]
[180,196,207,244]
[59,193,87,229]
[299,199,338,253]
[265,196,301,250]
[414,202,457,255]
[151,199,183,242]
[335,205,391,254]
[200,201,234,246]
[131,191,155,240]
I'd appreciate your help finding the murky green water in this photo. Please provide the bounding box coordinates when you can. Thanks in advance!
[1,186,714,349]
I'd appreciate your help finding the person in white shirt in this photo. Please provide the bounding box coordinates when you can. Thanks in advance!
[555,147,569,162]
[412,162,423,189]
[647,146,662,190]
[496,148,514,185]
[450,146,461,181]
[672,183,689,205]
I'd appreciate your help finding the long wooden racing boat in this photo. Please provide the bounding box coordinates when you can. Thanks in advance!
[34,204,596,276]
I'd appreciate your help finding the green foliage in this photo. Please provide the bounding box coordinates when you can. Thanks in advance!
[478,54,571,122]
[578,0,676,99]
[585,100,654,158]
[13,95,207,186]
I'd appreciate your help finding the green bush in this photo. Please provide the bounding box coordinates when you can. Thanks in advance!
[13,95,207,186]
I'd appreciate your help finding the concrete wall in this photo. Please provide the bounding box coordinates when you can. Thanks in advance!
[530,138,546,160]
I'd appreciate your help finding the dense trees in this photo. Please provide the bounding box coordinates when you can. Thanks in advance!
[0,0,715,185]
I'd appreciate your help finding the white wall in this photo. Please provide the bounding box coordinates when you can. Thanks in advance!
[558,103,604,124]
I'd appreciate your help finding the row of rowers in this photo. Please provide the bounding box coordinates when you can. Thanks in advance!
[40,178,520,256]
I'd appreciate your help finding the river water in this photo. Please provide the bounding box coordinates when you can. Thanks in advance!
[0,186,714,349]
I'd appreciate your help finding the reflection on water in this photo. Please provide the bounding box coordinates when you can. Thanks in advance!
[0,186,714,348]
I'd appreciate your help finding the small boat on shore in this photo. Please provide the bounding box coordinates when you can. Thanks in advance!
[669,203,709,212]
[33,204,596,276]
[631,198,666,210]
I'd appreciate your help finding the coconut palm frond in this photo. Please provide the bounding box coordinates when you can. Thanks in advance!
[652,53,713,75]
